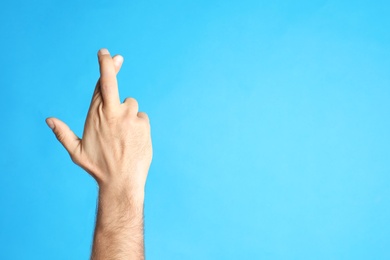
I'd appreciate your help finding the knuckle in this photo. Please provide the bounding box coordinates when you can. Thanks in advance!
[55,131,66,143]
[100,81,108,92]
[70,153,79,164]
[138,112,150,122]
[125,97,138,104]
[124,97,139,110]
[100,79,116,92]
[100,81,110,91]
[70,153,83,167]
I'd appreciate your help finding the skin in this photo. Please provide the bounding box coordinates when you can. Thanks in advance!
[46,48,152,260]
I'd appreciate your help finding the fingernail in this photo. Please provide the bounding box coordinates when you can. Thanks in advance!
[114,55,124,66]
[46,119,54,130]
[99,48,110,55]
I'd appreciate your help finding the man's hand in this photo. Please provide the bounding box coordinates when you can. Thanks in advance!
[46,48,152,194]
[46,48,152,259]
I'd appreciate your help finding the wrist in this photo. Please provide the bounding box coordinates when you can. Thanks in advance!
[98,180,145,206]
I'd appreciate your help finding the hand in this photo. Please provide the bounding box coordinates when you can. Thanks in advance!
[46,48,153,195]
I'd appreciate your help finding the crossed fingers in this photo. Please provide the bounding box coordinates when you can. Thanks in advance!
[97,48,121,111]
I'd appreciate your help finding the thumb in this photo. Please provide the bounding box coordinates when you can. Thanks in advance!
[46,117,81,157]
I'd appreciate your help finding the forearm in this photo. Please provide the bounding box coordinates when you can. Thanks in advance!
[91,182,145,260]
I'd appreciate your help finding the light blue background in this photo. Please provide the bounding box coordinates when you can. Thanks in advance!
[1,0,389,259]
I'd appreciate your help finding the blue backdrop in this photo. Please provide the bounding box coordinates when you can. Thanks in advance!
[1,0,389,259]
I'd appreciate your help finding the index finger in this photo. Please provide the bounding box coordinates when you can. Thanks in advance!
[97,48,120,110]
